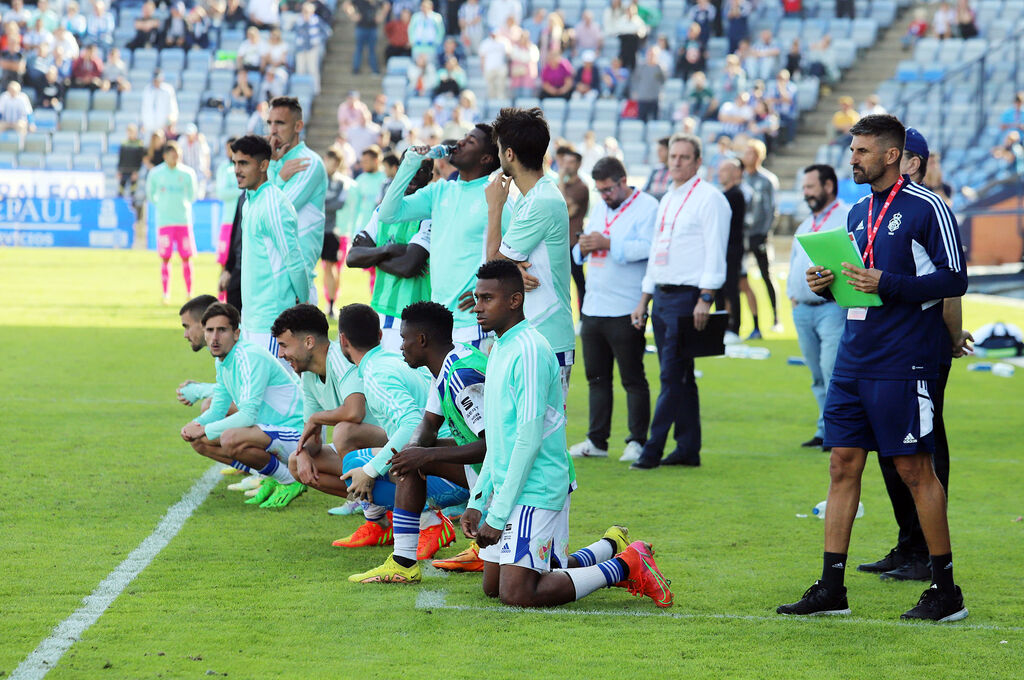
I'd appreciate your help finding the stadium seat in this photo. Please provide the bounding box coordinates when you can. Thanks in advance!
[160,47,186,71]
[101,152,119,172]
[289,75,316,98]
[182,72,209,93]
[45,152,73,170]
[209,69,235,93]
[645,120,671,143]
[197,109,224,137]
[64,88,92,112]
[92,89,118,112]
[0,131,20,153]
[563,119,588,145]
[0,151,15,168]
[186,49,212,71]
[132,47,159,72]
[73,153,101,171]
[33,109,58,132]
[59,110,86,132]
[225,109,249,132]
[17,152,45,168]
[52,130,81,154]
[515,96,541,110]
[543,98,567,124]
[120,91,144,113]
[80,131,108,154]
[566,98,592,125]
[618,119,645,145]
[591,118,616,142]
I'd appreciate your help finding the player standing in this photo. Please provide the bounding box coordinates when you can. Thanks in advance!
[147,140,198,304]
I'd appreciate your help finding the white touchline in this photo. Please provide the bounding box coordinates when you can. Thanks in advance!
[415,591,1023,632]
[10,465,223,680]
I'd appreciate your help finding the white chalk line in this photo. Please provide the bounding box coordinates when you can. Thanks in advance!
[10,465,222,680]
[414,590,1024,632]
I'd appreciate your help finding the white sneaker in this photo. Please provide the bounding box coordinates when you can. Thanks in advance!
[620,441,643,462]
[228,474,263,492]
[569,439,608,458]
[771,323,784,334]
[723,330,742,345]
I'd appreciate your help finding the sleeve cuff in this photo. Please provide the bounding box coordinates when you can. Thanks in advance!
[499,241,530,262]
[361,462,380,479]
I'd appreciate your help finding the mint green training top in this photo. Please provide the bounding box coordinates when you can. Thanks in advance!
[239,180,311,333]
[194,340,303,442]
[467,319,570,530]
[377,150,510,330]
[146,162,197,228]
[214,160,239,226]
[267,141,327,276]
[300,341,381,427]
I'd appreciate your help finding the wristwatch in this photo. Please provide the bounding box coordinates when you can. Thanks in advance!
[699,292,714,304]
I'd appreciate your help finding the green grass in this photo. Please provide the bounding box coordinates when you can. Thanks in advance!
[2,248,1023,679]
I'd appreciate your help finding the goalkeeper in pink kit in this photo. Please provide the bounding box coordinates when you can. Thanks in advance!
[147,140,199,302]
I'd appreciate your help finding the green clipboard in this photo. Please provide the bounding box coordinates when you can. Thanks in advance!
[795,228,883,308]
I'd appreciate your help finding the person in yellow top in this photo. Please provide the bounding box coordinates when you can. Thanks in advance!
[831,96,860,148]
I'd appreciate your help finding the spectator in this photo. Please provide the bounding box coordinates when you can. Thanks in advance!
[685,0,716,48]
[644,136,671,200]
[71,43,106,90]
[830,95,859,146]
[933,1,955,40]
[409,0,445,61]
[248,0,281,29]
[371,93,389,125]
[185,6,213,50]
[655,36,674,75]
[407,52,438,96]
[222,0,248,29]
[836,0,855,19]
[30,0,58,33]
[675,21,706,81]
[62,2,86,43]
[574,10,603,55]
[37,65,65,110]
[181,123,211,197]
[415,107,442,141]
[717,54,747,101]
[441,105,472,139]
[261,28,290,73]
[745,29,781,82]
[751,99,780,151]
[435,56,466,96]
[991,131,1024,173]
[345,0,383,75]
[23,18,52,52]
[101,47,129,92]
[603,136,624,162]
[479,28,509,100]
[3,1,29,30]
[487,0,522,32]
[806,34,839,86]
[955,0,978,39]
[719,91,754,136]
[247,99,269,135]
[606,1,647,71]
[230,68,254,111]
[705,134,735,172]
[294,3,330,93]
[140,70,179,135]
[0,31,25,89]
[337,90,370,133]
[257,66,288,102]
[236,27,266,72]
[725,0,752,54]
[768,69,798,143]
[25,42,54,91]
[384,8,412,60]
[924,153,956,206]
[83,0,114,49]
[458,0,485,54]
[436,36,466,69]
[902,8,929,51]
[128,1,161,49]
[579,129,603,176]
[382,101,412,143]
[859,93,886,117]
[630,46,666,122]
[505,27,536,98]
[603,56,630,99]
[160,2,188,47]
[457,89,480,120]
[523,8,546,46]
[784,38,802,76]
[539,11,568,58]
[1000,92,1024,133]
[539,47,574,100]
[116,125,145,199]
[51,25,78,60]
[572,50,602,101]
[53,46,71,85]
[347,109,382,156]
[684,70,717,120]
[0,80,33,133]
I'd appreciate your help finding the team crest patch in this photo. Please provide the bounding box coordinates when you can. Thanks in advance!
[887,212,902,234]
[537,539,552,563]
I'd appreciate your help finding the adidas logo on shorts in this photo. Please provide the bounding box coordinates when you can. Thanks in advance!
[903,433,918,444]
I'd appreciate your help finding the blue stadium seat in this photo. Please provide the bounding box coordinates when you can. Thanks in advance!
[80,131,108,154]
[33,109,58,132]
[64,88,92,111]
[51,131,80,153]
[45,152,73,170]
[160,47,186,71]
[542,98,567,124]
[563,119,588,145]
[645,120,671,143]
[0,132,20,153]
[17,152,45,168]
[132,47,159,71]
[895,61,920,82]
[59,110,86,132]
[92,89,118,112]
[182,71,209,93]
[566,98,592,125]
[0,151,15,168]
[851,18,878,48]
[618,119,645,145]
[209,68,235,92]
[225,109,249,132]
[73,153,101,171]
[186,49,212,71]
[197,109,224,137]
[120,90,144,113]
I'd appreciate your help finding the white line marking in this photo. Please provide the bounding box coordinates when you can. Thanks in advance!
[414,590,1023,632]
[10,465,222,680]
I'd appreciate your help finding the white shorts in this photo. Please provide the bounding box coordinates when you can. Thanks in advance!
[453,324,494,353]
[378,313,404,353]
[479,496,571,573]
[259,424,302,460]
[241,329,295,375]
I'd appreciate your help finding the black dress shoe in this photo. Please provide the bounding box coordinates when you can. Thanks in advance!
[661,452,700,467]
[857,547,905,573]
[629,457,660,470]
[881,556,931,582]
[801,436,824,448]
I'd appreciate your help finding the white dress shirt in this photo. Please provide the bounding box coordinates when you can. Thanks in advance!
[787,199,850,304]
[641,175,731,294]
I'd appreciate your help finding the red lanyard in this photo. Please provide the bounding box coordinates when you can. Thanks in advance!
[810,201,839,233]
[864,176,904,268]
[591,189,640,259]
[658,178,700,238]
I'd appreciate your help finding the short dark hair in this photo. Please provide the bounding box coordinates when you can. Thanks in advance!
[382,153,400,168]
[804,164,838,196]
[163,140,181,155]
[271,304,329,340]
[201,301,240,329]
[230,134,272,163]
[591,156,627,183]
[492,107,549,171]
[401,300,453,345]
[902,151,926,181]
[555,145,582,162]
[476,259,524,296]
[657,136,671,148]
[474,122,501,174]
[226,135,238,146]
[337,303,380,351]
[362,144,381,159]
[179,294,218,319]
[269,95,302,117]
[409,158,434,192]
[849,114,906,160]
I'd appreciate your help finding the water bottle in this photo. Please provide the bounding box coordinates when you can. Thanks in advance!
[993,363,1016,378]
[725,344,751,358]
[967,362,993,372]
[425,144,455,159]
[812,501,865,519]
[748,346,771,360]
[787,356,807,366]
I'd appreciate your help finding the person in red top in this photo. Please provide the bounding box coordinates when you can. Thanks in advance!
[384,7,412,60]
[71,44,107,90]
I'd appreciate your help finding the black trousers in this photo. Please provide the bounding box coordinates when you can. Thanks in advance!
[580,314,650,451]
[835,0,855,18]
[747,233,778,322]
[717,243,743,333]
[571,258,586,313]
[877,363,951,558]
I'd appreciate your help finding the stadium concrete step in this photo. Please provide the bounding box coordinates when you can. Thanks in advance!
[305,14,383,154]
[766,1,925,206]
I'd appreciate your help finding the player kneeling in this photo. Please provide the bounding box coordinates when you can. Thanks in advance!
[463,260,673,608]
[179,302,307,508]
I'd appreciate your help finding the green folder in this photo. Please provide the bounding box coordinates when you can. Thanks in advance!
[795,228,883,308]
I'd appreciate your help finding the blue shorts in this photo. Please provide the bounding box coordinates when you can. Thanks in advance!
[823,377,936,457]
[341,448,469,510]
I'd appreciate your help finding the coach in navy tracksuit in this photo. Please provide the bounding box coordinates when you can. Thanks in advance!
[777,115,969,623]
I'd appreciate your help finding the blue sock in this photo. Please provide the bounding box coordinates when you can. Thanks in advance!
[257,457,279,476]
[231,461,252,473]
[392,508,420,566]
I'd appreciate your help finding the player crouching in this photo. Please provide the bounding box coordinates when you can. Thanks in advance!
[179,302,307,508]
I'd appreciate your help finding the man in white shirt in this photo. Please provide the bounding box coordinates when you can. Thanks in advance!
[140,69,178,135]
[487,0,522,32]
[478,29,509,100]
[570,156,657,463]
[0,81,33,133]
[629,133,730,470]
[248,0,280,29]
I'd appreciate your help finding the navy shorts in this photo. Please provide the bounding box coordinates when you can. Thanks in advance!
[823,376,936,457]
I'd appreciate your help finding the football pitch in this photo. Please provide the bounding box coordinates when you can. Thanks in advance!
[2,248,1023,679]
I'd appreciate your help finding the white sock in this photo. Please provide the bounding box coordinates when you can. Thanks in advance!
[570,538,616,567]
[258,455,296,485]
[565,566,610,600]
[419,510,442,530]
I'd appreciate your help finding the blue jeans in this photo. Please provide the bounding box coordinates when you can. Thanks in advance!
[353,26,379,73]
[341,448,469,510]
[792,301,845,438]
[639,286,702,464]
